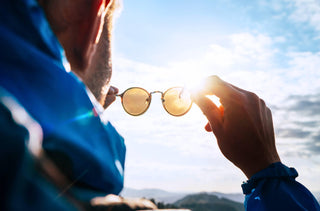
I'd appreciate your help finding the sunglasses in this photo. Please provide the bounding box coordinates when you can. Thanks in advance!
[116,87,193,116]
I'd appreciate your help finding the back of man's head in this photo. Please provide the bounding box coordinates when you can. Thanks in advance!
[37,0,117,72]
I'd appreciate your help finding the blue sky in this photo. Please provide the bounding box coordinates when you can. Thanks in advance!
[104,0,320,193]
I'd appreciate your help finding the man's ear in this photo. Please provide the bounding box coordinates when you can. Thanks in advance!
[63,0,112,72]
[61,0,111,22]
[38,0,113,72]
[104,0,113,11]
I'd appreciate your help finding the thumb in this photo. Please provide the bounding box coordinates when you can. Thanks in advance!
[192,94,223,137]
[205,122,213,132]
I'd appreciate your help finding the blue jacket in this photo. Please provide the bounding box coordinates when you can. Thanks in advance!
[0,88,79,210]
[0,0,126,199]
[242,162,320,210]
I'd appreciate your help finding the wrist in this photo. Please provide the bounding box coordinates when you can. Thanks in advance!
[241,162,298,195]
[241,155,281,179]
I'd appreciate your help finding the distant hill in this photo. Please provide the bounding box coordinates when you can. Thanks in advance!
[121,187,320,210]
[121,188,189,204]
[209,192,245,204]
[174,192,245,211]
[121,188,245,210]
[121,187,244,204]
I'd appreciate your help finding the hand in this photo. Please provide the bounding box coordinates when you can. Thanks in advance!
[90,194,158,210]
[103,86,119,109]
[192,76,280,178]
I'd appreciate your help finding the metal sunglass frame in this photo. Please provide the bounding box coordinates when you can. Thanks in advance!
[116,87,193,116]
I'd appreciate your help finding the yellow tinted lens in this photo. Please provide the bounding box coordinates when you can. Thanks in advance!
[122,88,150,116]
[163,87,192,116]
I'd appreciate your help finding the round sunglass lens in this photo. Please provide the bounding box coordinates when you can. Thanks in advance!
[122,88,150,116]
[163,87,192,116]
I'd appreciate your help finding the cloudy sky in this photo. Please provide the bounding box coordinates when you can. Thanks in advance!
[103,0,320,193]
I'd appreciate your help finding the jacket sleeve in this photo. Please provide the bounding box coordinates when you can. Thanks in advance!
[242,162,320,211]
[0,89,78,211]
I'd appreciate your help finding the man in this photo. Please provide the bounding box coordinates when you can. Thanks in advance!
[0,0,126,207]
[0,0,158,210]
[0,0,319,211]
[0,0,158,209]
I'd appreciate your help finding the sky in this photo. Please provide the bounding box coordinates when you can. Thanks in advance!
[103,0,320,193]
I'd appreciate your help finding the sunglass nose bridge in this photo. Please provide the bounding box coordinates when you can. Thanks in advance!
[150,90,163,95]
[149,91,165,102]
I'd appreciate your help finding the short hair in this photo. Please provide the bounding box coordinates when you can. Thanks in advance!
[105,0,122,36]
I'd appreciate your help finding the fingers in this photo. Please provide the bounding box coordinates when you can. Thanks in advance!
[203,76,244,104]
[103,86,119,109]
[205,105,224,132]
[192,75,249,138]
[91,194,122,206]
[194,75,281,178]
[192,94,223,137]
[122,198,158,210]
[205,122,213,132]
[90,194,158,210]
[108,86,119,95]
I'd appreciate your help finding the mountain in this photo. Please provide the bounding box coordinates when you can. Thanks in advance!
[121,188,244,204]
[121,187,320,209]
[120,188,189,204]
[174,192,245,211]
[209,192,244,203]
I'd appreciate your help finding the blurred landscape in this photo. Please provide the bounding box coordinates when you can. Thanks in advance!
[122,188,320,211]
[121,188,245,211]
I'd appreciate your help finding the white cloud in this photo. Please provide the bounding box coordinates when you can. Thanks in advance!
[230,33,276,67]
[258,0,287,12]
[287,0,320,31]
[284,51,320,93]
[180,32,276,69]
[274,36,287,43]
[123,151,245,192]
[111,31,320,154]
